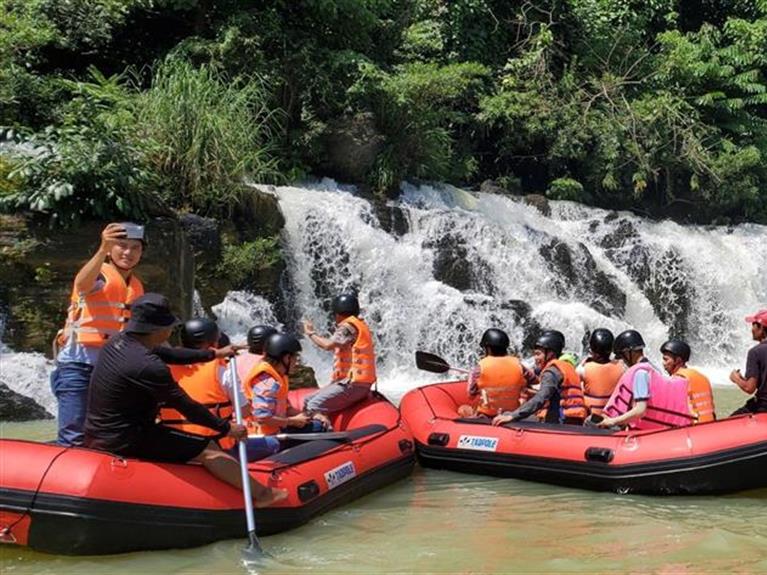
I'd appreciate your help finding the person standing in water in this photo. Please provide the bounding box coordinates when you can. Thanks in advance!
[660,339,715,423]
[302,293,377,421]
[730,309,767,415]
[51,222,145,446]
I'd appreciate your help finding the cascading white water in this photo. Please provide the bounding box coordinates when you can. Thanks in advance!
[265,180,766,401]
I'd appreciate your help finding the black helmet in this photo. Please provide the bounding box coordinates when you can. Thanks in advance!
[589,328,614,357]
[217,331,231,348]
[181,317,219,349]
[265,333,302,360]
[534,330,565,356]
[332,293,360,316]
[660,339,691,363]
[247,325,277,353]
[480,328,510,354]
[613,330,645,354]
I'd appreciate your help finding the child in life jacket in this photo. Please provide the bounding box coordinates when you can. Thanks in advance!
[457,329,536,418]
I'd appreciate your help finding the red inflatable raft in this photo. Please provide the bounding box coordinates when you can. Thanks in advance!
[0,391,414,555]
[400,380,767,495]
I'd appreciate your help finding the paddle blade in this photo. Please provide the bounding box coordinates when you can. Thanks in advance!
[415,351,451,374]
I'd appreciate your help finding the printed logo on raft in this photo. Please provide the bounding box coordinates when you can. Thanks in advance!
[456,435,499,452]
[324,461,357,490]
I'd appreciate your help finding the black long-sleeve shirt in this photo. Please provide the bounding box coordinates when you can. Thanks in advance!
[84,333,230,454]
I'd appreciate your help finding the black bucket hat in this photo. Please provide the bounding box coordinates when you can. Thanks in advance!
[125,293,180,334]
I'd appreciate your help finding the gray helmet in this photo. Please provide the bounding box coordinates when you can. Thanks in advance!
[589,328,614,357]
[480,328,510,354]
[613,330,645,354]
[535,330,565,356]
[265,333,302,360]
[247,325,277,353]
[660,339,691,363]
[181,317,219,349]
[332,293,360,316]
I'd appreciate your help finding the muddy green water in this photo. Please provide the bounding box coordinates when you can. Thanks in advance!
[2,388,766,574]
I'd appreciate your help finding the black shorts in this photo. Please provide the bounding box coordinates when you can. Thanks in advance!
[127,426,211,463]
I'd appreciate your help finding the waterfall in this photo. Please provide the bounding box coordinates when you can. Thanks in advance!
[264,180,766,401]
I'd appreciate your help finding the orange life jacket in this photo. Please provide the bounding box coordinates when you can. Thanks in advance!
[332,316,377,385]
[476,355,526,416]
[58,263,144,348]
[537,359,587,422]
[244,360,288,436]
[677,367,716,424]
[160,360,234,449]
[582,360,625,416]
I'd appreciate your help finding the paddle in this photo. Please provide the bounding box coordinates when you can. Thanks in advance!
[227,356,265,561]
[415,351,471,374]
[248,431,353,442]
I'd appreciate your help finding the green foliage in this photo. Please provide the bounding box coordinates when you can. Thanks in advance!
[547,178,586,201]
[217,236,281,288]
[138,58,281,215]
[2,0,767,224]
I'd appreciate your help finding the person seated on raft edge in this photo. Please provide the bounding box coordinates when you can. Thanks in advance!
[595,330,693,430]
[301,293,377,427]
[236,325,278,386]
[492,331,587,427]
[457,328,537,419]
[83,293,287,507]
[242,333,327,461]
[157,318,251,451]
[576,328,626,419]
[660,339,716,424]
[729,309,767,416]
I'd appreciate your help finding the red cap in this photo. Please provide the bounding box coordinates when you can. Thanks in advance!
[745,309,767,327]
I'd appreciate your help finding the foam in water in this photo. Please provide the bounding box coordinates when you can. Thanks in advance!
[266,181,766,401]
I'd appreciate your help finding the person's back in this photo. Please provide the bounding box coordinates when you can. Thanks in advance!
[730,310,767,415]
[85,332,177,453]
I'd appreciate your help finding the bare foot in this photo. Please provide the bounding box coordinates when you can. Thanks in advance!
[254,487,288,508]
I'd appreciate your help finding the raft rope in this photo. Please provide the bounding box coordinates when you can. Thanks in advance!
[1,446,71,540]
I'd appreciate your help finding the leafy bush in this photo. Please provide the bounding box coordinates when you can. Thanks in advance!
[547,178,586,201]
[217,236,281,287]
[139,58,282,215]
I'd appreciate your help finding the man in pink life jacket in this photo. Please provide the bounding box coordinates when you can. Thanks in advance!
[236,325,278,385]
[597,329,693,430]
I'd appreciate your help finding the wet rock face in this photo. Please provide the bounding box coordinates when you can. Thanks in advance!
[499,299,543,354]
[599,217,692,336]
[523,194,551,216]
[0,382,52,421]
[538,239,627,318]
[0,216,193,355]
[424,232,494,294]
[320,113,385,184]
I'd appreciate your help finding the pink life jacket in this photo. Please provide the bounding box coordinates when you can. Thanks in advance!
[603,362,694,430]
[236,352,263,387]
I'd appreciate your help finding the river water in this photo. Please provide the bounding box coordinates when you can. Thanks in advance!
[2,388,766,574]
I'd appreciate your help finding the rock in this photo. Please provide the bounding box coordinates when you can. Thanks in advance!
[319,113,385,184]
[499,299,543,353]
[599,217,692,336]
[480,177,523,197]
[179,213,220,264]
[232,186,285,240]
[523,194,550,216]
[538,239,626,317]
[0,382,52,421]
[289,364,319,390]
[424,231,494,294]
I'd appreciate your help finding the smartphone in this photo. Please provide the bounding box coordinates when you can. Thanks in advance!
[121,223,145,241]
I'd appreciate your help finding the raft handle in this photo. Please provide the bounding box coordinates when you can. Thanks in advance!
[298,480,320,503]
[427,433,450,447]
[585,447,614,463]
[399,439,414,453]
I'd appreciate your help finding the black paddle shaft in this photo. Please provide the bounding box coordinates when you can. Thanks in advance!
[415,351,470,374]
